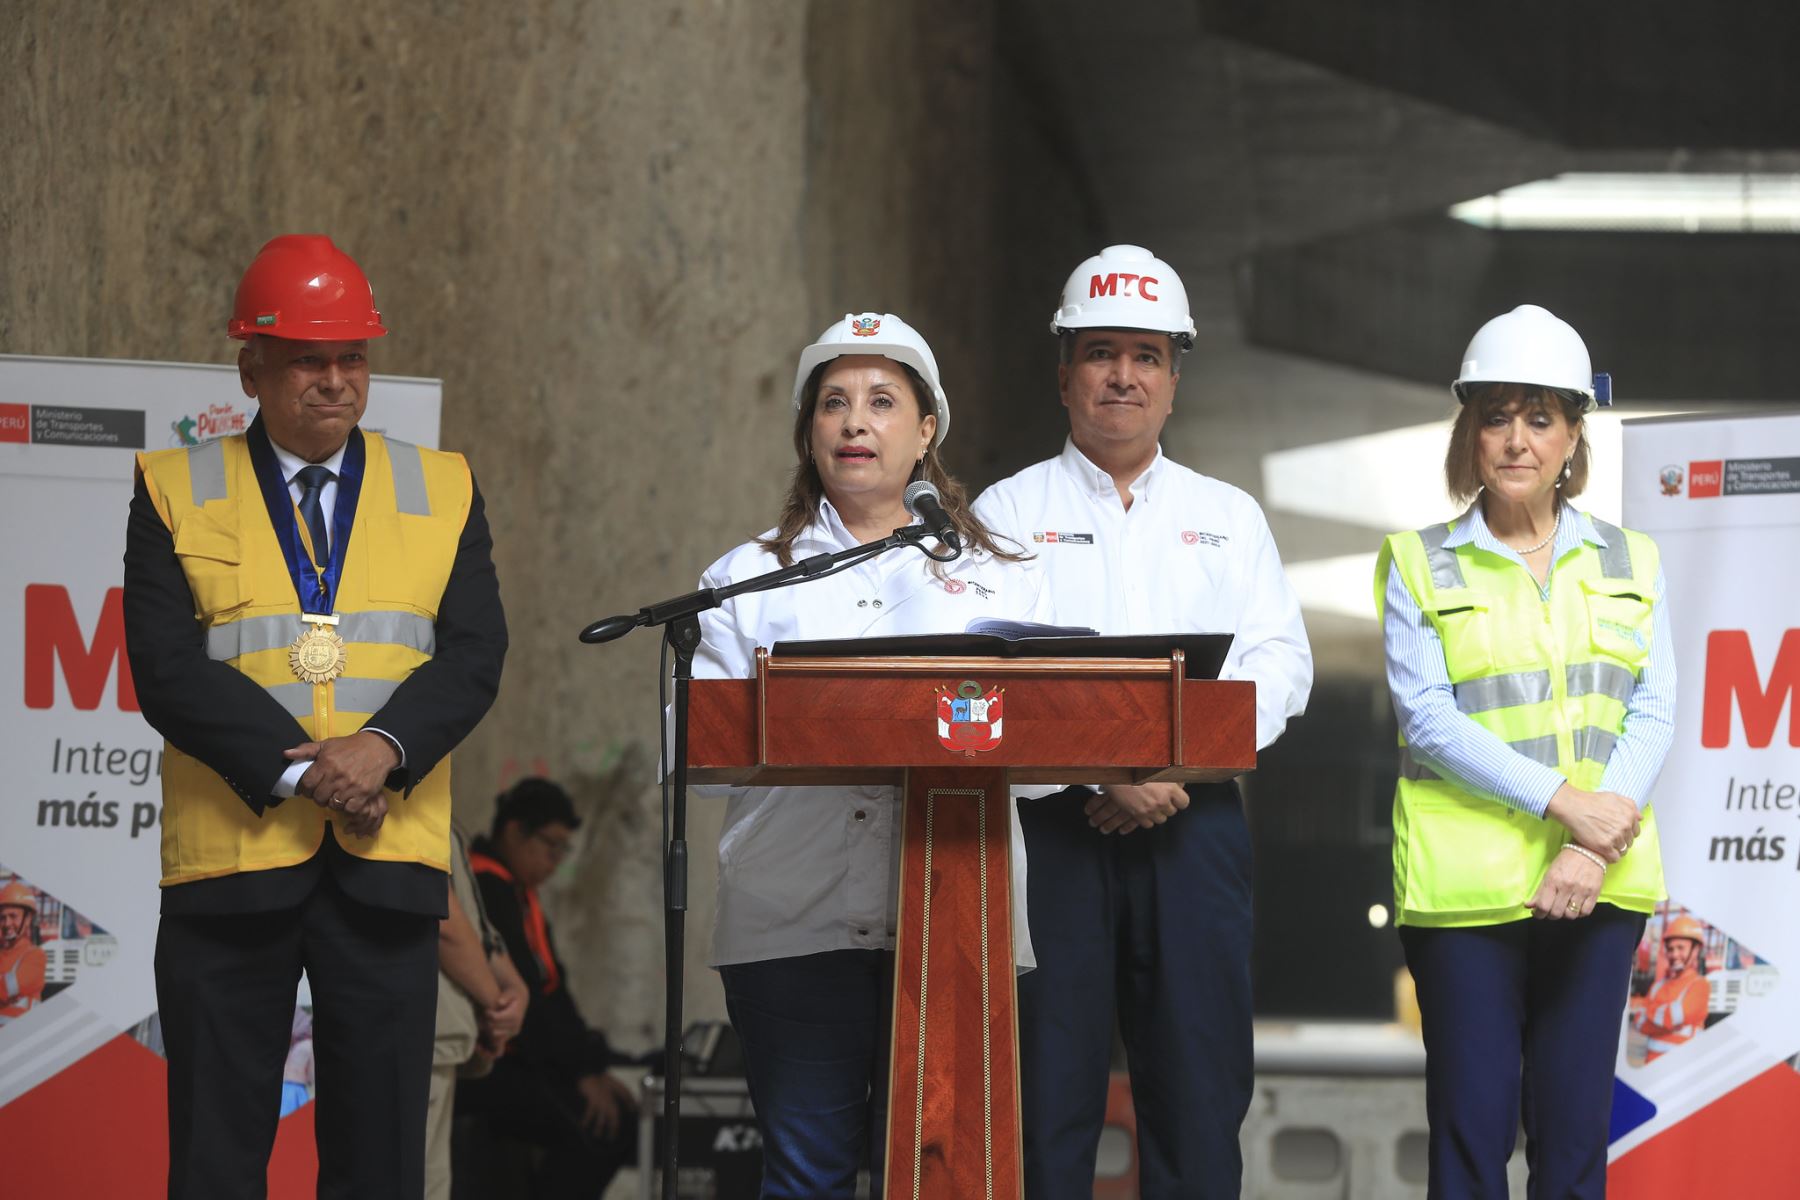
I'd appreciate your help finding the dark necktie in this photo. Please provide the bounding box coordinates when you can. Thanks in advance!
[294,465,334,569]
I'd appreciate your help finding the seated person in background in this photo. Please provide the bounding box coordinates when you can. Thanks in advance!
[455,778,636,1200]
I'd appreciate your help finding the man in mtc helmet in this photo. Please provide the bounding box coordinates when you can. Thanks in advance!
[1634,914,1711,1062]
[0,882,46,1028]
[123,235,508,1196]
[973,245,1312,1198]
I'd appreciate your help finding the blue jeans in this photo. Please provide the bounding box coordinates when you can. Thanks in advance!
[1016,782,1254,1200]
[1400,904,1646,1200]
[719,949,892,1200]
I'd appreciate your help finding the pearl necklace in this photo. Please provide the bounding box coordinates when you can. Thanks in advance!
[1514,505,1561,555]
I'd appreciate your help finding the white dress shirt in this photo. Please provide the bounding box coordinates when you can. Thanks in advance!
[694,499,1053,970]
[264,436,405,796]
[973,438,1312,750]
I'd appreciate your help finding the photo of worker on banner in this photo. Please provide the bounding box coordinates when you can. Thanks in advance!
[1626,902,1778,1067]
[0,867,116,1038]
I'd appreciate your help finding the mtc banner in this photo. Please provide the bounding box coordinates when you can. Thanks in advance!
[1611,411,1800,1194]
[0,355,439,1195]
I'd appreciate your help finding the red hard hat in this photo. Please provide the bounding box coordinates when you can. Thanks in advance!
[227,235,388,341]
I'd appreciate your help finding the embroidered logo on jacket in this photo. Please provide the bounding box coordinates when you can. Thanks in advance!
[1031,531,1093,545]
[942,577,995,599]
[1181,530,1228,547]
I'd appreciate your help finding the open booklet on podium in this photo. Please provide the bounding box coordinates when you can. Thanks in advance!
[684,625,1254,1198]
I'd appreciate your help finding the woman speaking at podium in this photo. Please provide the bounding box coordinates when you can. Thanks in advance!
[690,313,1050,1199]
[1376,305,1675,1199]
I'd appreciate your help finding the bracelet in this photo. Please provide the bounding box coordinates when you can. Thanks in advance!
[1562,843,1608,870]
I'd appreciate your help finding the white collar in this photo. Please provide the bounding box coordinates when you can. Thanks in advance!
[267,434,349,483]
[1057,436,1164,502]
[812,493,934,549]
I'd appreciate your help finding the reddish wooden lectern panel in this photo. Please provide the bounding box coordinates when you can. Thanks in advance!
[887,769,1020,1200]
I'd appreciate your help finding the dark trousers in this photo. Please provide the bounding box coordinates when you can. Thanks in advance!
[1400,904,1646,1200]
[719,949,893,1200]
[452,1058,634,1199]
[156,874,439,1199]
[1016,783,1254,1200]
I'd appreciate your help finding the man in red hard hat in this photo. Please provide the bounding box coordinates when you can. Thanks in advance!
[124,235,508,1197]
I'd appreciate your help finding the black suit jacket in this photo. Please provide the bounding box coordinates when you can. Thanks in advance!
[123,428,508,916]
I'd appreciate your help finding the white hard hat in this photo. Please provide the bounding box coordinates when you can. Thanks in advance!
[1453,304,1611,411]
[792,312,950,446]
[1049,244,1196,349]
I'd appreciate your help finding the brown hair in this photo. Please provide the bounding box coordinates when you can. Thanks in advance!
[1444,383,1590,506]
[756,361,1030,571]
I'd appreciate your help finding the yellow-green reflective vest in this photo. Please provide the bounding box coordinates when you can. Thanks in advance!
[1375,510,1666,928]
[138,430,471,886]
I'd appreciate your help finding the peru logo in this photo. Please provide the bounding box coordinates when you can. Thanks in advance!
[936,680,1004,756]
[1659,464,1684,496]
[850,315,881,337]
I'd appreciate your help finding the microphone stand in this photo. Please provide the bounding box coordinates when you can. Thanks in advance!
[579,522,956,1200]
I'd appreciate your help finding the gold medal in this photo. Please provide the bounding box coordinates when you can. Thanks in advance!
[289,614,346,684]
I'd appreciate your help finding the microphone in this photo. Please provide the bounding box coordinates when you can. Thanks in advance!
[904,480,962,554]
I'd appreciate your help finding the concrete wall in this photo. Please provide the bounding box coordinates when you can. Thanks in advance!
[3,1,1090,1046]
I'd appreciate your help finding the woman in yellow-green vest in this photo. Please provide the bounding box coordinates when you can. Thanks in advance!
[1376,305,1675,1200]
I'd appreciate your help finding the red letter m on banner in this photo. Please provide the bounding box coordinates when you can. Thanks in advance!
[23,585,139,711]
[1702,629,1800,748]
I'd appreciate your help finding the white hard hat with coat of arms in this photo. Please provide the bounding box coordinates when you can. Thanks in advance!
[792,312,950,446]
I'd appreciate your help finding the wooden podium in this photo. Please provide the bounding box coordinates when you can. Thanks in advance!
[687,647,1255,1200]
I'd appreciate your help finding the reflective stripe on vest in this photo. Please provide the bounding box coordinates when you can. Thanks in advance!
[265,677,402,719]
[188,437,229,504]
[1400,728,1619,782]
[1591,517,1634,580]
[205,610,437,660]
[385,438,432,515]
[0,957,31,1024]
[1383,513,1665,926]
[1417,522,1465,590]
[1566,661,1637,705]
[1455,670,1551,714]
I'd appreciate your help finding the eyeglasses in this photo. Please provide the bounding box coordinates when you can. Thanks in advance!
[531,830,575,859]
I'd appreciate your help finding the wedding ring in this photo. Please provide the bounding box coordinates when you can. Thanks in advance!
[1567,899,1581,914]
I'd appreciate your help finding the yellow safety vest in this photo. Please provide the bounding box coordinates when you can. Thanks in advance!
[1375,510,1666,928]
[137,429,471,885]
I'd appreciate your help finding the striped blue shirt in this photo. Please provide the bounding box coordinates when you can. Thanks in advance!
[1381,503,1675,818]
